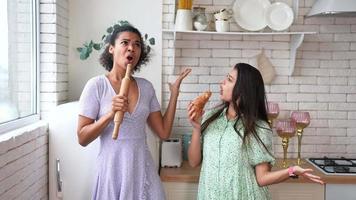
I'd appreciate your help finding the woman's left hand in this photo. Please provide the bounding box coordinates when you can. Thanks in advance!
[294,166,324,184]
[168,68,192,96]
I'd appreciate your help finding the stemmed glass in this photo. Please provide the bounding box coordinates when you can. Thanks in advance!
[276,119,296,168]
[267,102,279,128]
[291,111,310,166]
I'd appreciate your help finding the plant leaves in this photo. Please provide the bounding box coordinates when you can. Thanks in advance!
[80,47,88,60]
[107,26,113,33]
[76,47,83,52]
[113,24,120,30]
[149,38,155,45]
[145,34,148,40]
[146,45,151,54]
[101,35,106,40]
[93,43,101,50]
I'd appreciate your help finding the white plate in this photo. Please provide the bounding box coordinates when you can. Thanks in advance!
[266,2,294,31]
[233,0,271,31]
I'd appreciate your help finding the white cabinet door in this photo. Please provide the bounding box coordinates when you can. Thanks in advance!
[325,184,356,200]
[269,183,324,200]
[163,182,198,200]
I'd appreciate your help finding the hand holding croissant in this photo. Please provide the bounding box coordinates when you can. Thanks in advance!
[191,91,212,121]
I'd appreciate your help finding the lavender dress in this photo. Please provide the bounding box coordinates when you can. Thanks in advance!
[79,75,165,200]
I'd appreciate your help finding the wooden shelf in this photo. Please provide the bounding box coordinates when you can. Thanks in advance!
[163,29,316,75]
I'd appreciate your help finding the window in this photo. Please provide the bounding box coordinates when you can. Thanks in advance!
[0,0,39,134]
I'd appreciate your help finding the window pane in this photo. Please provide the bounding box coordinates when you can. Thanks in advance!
[0,0,37,125]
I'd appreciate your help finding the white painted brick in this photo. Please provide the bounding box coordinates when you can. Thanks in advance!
[335,17,356,24]
[175,40,199,48]
[347,128,356,137]
[243,35,273,41]
[230,41,259,49]
[182,49,211,57]
[317,94,346,102]
[272,35,290,41]
[334,52,356,61]
[200,40,229,48]
[317,128,346,136]
[320,25,351,33]
[289,77,316,84]
[330,103,356,111]
[269,76,288,84]
[295,59,320,68]
[304,17,334,25]
[329,120,356,128]
[271,85,299,93]
[287,93,316,102]
[348,112,356,119]
[198,75,224,83]
[334,33,356,42]
[316,145,346,153]
[301,51,332,60]
[299,102,328,110]
[347,145,356,153]
[317,77,347,85]
[212,49,241,58]
[272,50,289,58]
[200,58,229,67]
[304,34,333,42]
[347,94,356,102]
[299,68,330,76]
[266,93,286,102]
[260,42,289,50]
[180,84,209,92]
[351,43,356,50]
[317,111,347,119]
[320,60,349,68]
[330,86,356,93]
[212,35,242,40]
[320,42,350,51]
[350,78,356,85]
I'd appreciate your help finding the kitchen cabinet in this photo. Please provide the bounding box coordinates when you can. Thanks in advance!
[163,182,325,200]
[269,183,324,200]
[163,29,315,75]
[163,182,198,200]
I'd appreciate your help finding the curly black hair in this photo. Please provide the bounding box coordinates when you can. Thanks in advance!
[99,24,150,72]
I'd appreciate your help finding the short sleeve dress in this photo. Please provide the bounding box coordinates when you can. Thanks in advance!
[78,75,165,200]
[197,108,275,200]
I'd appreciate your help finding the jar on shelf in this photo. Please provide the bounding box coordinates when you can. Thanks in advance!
[192,7,208,31]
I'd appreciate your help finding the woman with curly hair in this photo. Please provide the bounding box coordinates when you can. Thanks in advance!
[77,24,191,200]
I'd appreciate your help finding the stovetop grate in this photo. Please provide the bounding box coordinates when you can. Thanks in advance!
[307,157,356,175]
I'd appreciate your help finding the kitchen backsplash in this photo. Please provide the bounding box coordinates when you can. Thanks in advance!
[162,0,356,158]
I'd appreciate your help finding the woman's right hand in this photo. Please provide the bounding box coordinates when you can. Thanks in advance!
[187,102,202,131]
[111,95,129,117]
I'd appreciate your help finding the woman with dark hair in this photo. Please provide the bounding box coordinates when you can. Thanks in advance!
[77,24,191,200]
[188,63,323,200]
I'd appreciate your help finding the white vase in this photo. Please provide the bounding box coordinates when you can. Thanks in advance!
[175,9,193,31]
[215,20,229,32]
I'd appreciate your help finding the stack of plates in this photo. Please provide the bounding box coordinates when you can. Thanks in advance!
[233,0,294,31]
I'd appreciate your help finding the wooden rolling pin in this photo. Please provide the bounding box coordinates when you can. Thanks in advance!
[112,64,132,140]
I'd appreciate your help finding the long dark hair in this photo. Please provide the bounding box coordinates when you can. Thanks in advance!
[201,63,272,153]
[99,24,150,72]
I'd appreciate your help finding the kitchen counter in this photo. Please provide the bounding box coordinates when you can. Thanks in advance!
[160,159,356,184]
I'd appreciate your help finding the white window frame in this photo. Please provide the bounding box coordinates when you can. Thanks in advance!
[0,0,40,134]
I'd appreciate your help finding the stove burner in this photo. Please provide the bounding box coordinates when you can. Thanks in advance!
[307,157,356,175]
[334,166,350,173]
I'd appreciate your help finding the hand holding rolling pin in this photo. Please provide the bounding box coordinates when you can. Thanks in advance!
[112,64,132,139]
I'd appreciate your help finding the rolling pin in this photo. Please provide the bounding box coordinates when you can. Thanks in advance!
[112,64,132,140]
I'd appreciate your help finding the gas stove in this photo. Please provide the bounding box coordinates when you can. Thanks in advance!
[307,157,356,176]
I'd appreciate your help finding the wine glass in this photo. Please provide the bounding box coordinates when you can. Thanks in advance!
[276,119,296,168]
[291,111,310,166]
[267,102,279,128]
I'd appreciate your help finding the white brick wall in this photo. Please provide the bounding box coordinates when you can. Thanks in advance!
[40,0,69,119]
[0,0,69,199]
[163,0,356,158]
[0,122,48,200]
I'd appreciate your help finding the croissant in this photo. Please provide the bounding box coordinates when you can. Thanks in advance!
[192,91,212,120]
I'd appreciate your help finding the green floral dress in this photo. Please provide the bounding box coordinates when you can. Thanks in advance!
[198,108,275,200]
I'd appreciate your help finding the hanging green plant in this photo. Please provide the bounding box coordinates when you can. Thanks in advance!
[77,20,155,60]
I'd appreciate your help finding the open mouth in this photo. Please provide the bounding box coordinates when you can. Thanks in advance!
[127,55,133,62]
